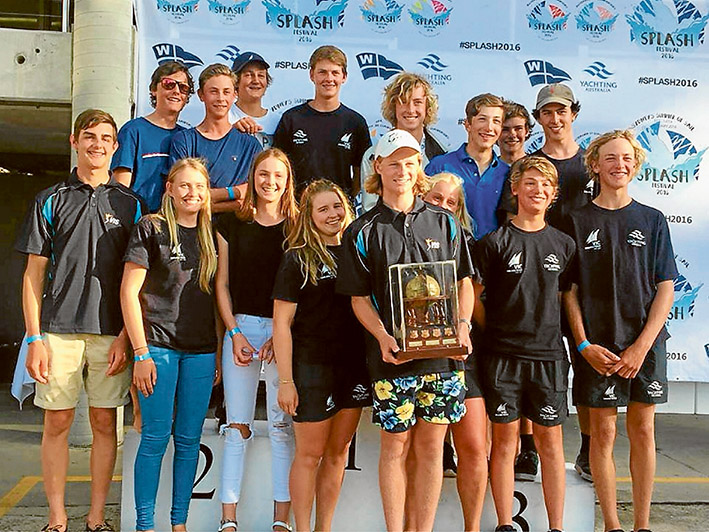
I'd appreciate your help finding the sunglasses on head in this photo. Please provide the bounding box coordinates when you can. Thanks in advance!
[160,77,191,95]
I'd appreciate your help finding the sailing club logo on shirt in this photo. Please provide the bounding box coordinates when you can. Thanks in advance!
[293,129,308,145]
[647,380,664,398]
[603,384,617,401]
[170,243,187,262]
[326,394,336,411]
[506,252,523,274]
[317,262,336,280]
[352,384,369,401]
[543,253,561,272]
[157,0,199,23]
[495,402,509,417]
[526,0,570,41]
[338,133,353,150]
[540,405,558,421]
[584,179,596,198]
[627,229,646,247]
[584,229,601,251]
[360,0,404,33]
[626,0,709,60]
[103,213,121,227]
[425,238,441,251]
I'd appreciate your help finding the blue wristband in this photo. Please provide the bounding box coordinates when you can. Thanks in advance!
[227,186,235,200]
[577,340,591,352]
[26,334,44,345]
[228,326,241,338]
[134,353,152,362]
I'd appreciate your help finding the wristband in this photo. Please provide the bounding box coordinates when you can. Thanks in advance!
[227,186,235,200]
[279,379,294,385]
[26,334,44,345]
[458,318,473,332]
[227,326,241,338]
[134,353,152,362]
[577,340,591,352]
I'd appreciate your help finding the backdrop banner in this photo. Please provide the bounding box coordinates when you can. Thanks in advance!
[134,0,709,382]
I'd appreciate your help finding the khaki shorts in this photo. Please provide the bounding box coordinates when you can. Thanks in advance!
[34,333,131,410]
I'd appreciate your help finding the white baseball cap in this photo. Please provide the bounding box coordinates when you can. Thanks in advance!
[374,129,421,159]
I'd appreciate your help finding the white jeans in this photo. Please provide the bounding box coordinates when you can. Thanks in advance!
[220,314,294,504]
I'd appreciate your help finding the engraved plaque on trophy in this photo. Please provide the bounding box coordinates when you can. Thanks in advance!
[388,260,466,361]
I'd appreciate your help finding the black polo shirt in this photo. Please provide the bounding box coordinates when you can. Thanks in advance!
[15,169,146,336]
[337,197,473,380]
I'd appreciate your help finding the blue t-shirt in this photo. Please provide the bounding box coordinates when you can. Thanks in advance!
[169,127,262,188]
[111,117,184,212]
[426,143,510,240]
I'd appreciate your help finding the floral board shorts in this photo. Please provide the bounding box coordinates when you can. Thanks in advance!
[371,371,467,433]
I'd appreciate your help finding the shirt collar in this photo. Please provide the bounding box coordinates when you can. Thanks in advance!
[68,168,120,189]
[376,196,426,221]
[456,144,502,169]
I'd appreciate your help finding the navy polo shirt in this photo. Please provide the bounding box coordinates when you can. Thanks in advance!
[336,197,473,381]
[425,143,510,240]
[15,170,147,336]
[169,127,262,189]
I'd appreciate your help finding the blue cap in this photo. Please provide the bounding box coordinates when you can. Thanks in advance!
[231,52,270,74]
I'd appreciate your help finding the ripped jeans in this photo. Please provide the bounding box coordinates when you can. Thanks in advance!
[220,314,294,504]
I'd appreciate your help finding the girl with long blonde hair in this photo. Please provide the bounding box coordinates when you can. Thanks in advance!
[272,180,370,531]
[120,157,219,532]
[215,148,299,532]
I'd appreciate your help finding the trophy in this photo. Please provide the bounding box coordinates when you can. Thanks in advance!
[389,260,467,361]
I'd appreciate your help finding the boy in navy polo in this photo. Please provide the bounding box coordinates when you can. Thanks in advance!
[112,61,194,212]
[425,93,510,239]
[475,156,574,532]
[563,130,676,532]
[273,45,370,197]
[337,129,473,531]
[16,109,146,532]
[169,63,262,212]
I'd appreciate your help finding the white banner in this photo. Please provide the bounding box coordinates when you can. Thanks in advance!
[133,0,709,381]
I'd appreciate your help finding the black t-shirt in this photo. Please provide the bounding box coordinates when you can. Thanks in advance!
[273,102,371,196]
[563,200,678,352]
[272,245,366,365]
[473,222,575,360]
[337,197,473,380]
[124,217,217,353]
[15,170,146,335]
[499,148,597,229]
[215,213,286,318]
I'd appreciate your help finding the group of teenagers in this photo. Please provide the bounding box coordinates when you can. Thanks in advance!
[16,43,676,532]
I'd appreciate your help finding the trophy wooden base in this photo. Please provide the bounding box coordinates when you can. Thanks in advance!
[395,345,467,361]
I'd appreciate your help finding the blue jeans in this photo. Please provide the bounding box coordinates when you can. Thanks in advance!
[134,345,215,530]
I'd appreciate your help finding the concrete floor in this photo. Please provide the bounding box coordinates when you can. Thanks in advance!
[1,389,708,531]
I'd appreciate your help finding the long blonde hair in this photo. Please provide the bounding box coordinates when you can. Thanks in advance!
[237,148,299,235]
[149,157,217,293]
[286,180,354,287]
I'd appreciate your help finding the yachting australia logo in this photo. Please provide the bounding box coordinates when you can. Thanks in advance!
[216,45,241,63]
[157,0,199,23]
[632,113,707,196]
[526,0,571,40]
[626,0,709,60]
[408,0,453,37]
[152,43,204,69]
[540,405,559,421]
[543,253,562,272]
[575,1,619,42]
[524,59,572,86]
[669,255,703,322]
[416,53,452,86]
[262,0,349,39]
[357,52,404,80]
[580,61,617,93]
[360,0,404,33]
[208,0,250,24]
[627,229,647,247]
